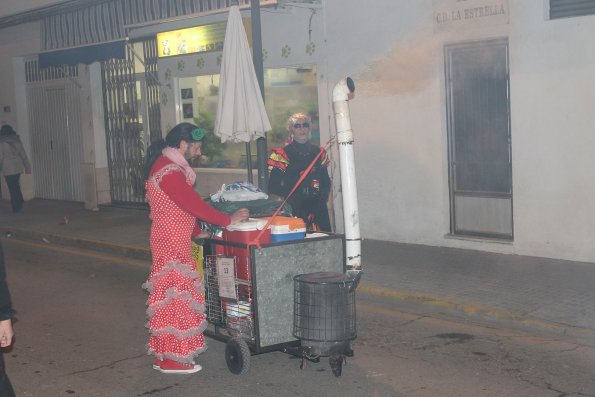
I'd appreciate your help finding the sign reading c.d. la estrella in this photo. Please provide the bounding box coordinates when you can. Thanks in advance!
[432,0,509,30]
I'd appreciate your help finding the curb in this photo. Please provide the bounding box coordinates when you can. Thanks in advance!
[5,226,595,346]
[1,227,151,261]
[357,282,595,346]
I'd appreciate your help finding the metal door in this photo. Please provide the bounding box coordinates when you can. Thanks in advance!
[445,39,513,239]
[102,39,161,206]
[25,61,85,201]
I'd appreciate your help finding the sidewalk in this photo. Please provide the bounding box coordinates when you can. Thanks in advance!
[2,198,595,344]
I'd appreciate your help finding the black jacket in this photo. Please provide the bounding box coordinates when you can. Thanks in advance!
[0,242,15,322]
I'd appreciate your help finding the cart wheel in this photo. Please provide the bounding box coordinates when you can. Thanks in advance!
[225,337,251,375]
[329,354,343,377]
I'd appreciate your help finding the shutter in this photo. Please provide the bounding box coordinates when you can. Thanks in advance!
[550,0,595,19]
[42,0,252,51]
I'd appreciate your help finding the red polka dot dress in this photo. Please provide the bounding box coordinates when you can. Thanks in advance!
[143,157,231,365]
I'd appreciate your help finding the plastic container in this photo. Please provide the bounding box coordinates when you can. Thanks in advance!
[223,218,271,280]
[264,216,307,243]
[271,229,306,242]
[225,218,271,244]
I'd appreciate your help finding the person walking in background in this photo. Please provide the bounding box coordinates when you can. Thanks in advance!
[0,125,31,213]
[142,122,249,374]
[0,242,16,397]
[268,112,332,232]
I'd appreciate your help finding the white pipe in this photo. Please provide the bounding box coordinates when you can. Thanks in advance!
[332,78,361,274]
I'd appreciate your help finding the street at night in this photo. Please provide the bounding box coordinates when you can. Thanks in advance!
[2,238,594,397]
[1,1,595,396]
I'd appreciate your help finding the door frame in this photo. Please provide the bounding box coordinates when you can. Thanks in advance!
[25,61,85,202]
[444,38,514,240]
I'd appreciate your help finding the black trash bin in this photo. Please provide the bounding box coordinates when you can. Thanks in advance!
[293,271,357,376]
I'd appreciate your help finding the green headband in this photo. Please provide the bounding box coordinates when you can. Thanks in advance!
[191,128,205,141]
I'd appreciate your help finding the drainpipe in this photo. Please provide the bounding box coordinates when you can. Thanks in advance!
[332,78,361,276]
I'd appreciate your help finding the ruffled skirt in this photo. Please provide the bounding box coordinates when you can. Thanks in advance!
[143,260,207,364]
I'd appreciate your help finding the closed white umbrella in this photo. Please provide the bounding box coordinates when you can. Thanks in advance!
[214,4,271,144]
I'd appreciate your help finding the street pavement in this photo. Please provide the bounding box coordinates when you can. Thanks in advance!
[2,198,595,345]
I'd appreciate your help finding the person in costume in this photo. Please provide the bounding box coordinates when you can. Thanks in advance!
[267,112,332,232]
[142,123,249,374]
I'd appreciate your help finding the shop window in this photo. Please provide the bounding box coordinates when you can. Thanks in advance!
[550,0,595,19]
[177,64,318,169]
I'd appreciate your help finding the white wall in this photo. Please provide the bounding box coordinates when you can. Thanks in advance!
[320,0,595,263]
[0,22,110,205]
[0,22,41,128]
[321,0,458,247]
[508,2,595,262]
[1,1,593,263]
[0,22,42,200]
[139,0,595,263]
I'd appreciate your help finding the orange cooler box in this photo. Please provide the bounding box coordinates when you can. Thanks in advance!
[223,218,271,280]
[264,216,307,243]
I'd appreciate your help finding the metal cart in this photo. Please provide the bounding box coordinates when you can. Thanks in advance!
[200,234,347,375]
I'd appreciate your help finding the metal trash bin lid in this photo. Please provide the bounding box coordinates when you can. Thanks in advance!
[293,272,350,285]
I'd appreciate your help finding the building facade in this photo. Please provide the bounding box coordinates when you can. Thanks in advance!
[0,0,594,263]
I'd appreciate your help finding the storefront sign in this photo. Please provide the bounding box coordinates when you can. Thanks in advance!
[433,0,509,30]
[157,18,252,58]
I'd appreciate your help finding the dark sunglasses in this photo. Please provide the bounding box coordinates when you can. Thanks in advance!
[293,122,310,129]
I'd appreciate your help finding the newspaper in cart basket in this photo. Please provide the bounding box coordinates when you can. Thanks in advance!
[226,300,253,339]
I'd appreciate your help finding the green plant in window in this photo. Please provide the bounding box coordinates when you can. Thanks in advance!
[304,102,319,118]
[268,110,293,148]
[192,112,228,168]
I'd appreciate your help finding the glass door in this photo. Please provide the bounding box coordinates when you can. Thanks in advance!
[445,39,513,239]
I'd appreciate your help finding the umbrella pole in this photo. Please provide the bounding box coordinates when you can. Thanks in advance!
[250,0,269,191]
[245,142,253,183]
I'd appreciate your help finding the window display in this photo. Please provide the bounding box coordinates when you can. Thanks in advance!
[177,65,318,169]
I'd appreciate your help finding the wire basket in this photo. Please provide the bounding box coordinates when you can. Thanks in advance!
[293,272,357,344]
[204,254,255,340]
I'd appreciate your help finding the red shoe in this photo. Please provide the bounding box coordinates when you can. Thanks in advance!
[157,358,202,374]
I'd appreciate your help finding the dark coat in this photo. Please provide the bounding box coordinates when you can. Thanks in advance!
[267,141,332,231]
[0,241,16,396]
[0,243,14,321]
